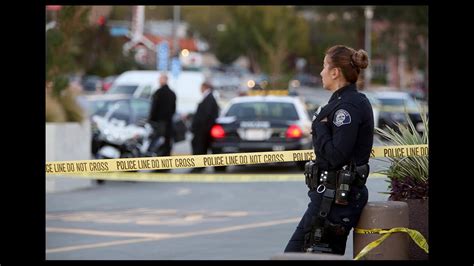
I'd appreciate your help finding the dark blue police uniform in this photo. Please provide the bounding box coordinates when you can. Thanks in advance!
[284,83,374,254]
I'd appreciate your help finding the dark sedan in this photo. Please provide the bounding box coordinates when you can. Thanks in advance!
[210,96,312,171]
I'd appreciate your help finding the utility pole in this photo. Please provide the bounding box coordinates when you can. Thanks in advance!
[364,6,373,89]
[171,6,180,57]
[131,6,145,43]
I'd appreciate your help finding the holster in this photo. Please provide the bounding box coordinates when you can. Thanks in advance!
[353,164,369,187]
[304,161,318,190]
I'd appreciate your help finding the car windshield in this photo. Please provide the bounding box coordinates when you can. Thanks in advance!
[107,85,138,95]
[378,96,418,109]
[93,100,131,123]
[225,102,299,120]
[130,99,151,122]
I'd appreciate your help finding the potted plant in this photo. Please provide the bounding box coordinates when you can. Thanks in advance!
[375,105,428,260]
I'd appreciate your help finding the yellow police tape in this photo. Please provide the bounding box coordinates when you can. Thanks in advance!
[45,144,428,175]
[353,227,429,260]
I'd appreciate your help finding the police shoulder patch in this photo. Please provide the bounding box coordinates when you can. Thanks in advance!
[333,109,351,127]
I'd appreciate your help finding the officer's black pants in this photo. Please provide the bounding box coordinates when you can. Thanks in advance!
[284,185,368,254]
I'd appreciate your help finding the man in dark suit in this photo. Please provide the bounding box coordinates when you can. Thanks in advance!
[190,82,219,173]
[148,73,176,157]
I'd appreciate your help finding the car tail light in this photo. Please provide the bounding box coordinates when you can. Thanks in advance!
[211,124,226,139]
[286,124,302,139]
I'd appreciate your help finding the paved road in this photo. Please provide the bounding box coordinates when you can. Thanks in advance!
[46,173,390,260]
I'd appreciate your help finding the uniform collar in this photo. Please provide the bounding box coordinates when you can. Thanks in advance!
[201,89,212,100]
[329,83,357,102]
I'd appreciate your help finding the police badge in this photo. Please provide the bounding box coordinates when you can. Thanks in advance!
[333,109,351,127]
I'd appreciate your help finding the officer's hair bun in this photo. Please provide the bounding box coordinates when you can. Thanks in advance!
[351,50,369,69]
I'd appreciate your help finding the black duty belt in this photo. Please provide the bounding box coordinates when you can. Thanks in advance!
[316,170,338,189]
[315,168,367,190]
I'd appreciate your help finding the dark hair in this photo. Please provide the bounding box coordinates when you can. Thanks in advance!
[326,45,369,84]
[202,82,213,90]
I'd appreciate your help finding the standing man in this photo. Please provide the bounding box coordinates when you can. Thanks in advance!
[148,72,176,157]
[190,82,219,173]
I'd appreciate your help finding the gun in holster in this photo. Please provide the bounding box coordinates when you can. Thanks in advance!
[304,161,318,190]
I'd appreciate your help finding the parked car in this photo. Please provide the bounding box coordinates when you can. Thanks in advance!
[81,75,103,94]
[102,75,117,92]
[210,95,312,171]
[368,91,428,134]
[363,92,381,129]
[289,73,321,89]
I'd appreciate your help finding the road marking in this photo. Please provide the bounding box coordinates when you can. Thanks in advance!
[46,227,172,239]
[46,217,300,254]
[46,238,158,254]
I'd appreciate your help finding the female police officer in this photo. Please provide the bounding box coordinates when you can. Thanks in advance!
[284,45,374,255]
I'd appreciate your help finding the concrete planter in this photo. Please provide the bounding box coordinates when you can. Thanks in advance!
[46,121,93,193]
[389,197,429,260]
[403,198,429,260]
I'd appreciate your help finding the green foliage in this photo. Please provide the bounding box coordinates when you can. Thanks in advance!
[46,6,90,82]
[372,6,428,72]
[52,76,70,98]
[214,6,310,77]
[375,104,428,199]
[182,6,230,47]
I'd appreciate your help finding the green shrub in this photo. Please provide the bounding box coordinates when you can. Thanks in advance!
[375,104,428,200]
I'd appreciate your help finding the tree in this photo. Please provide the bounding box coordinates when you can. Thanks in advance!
[214,6,310,84]
[182,6,230,43]
[46,6,90,86]
[373,6,428,81]
[297,6,366,76]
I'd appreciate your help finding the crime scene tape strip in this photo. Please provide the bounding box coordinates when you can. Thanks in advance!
[45,144,428,175]
[353,227,429,260]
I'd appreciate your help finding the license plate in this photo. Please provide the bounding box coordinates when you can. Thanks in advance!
[243,129,269,141]
[98,146,121,158]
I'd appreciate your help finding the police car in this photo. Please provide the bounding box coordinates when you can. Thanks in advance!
[210,95,312,171]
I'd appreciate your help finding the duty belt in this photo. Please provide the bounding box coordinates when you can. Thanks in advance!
[316,170,338,189]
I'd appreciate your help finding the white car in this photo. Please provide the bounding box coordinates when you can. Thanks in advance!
[106,70,205,116]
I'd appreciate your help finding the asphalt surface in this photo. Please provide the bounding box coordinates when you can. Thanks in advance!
[46,166,390,260]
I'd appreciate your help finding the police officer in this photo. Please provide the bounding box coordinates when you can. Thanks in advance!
[284,45,374,255]
[148,73,176,157]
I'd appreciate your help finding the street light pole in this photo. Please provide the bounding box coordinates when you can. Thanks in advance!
[364,6,374,89]
[172,6,180,58]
